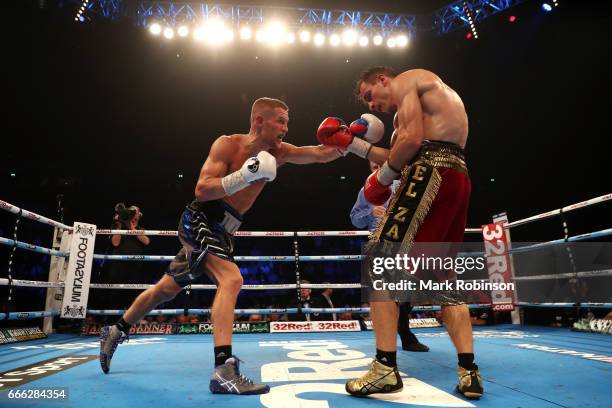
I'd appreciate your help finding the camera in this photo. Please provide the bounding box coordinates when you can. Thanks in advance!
[113,202,141,228]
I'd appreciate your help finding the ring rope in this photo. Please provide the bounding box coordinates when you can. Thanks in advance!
[6,302,611,320]
[0,200,72,230]
[2,194,609,236]
[0,279,363,290]
[0,237,68,257]
[5,270,612,290]
[511,269,612,281]
[2,194,610,323]
[3,228,611,262]
[505,193,611,229]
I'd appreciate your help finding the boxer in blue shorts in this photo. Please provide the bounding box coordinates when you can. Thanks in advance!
[100,97,341,395]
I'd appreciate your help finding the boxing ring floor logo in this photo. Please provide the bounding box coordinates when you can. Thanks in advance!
[257,340,474,407]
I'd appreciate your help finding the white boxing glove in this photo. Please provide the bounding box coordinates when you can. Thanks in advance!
[221,151,277,195]
[349,113,384,144]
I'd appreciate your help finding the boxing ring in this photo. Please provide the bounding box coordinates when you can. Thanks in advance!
[1,194,611,407]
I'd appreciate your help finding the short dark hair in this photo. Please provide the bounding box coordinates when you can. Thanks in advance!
[250,97,289,123]
[354,66,398,96]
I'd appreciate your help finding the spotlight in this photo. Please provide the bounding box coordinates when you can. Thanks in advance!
[342,29,358,46]
[240,26,252,40]
[386,37,396,48]
[163,27,174,39]
[193,27,205,41]
[396,34,408,47]
[177,26,189,37]
[509,15,517,23]
[255,29,266,42]
[286,32,296,44]
[149,23,162,35]
[299,30,311,43]
[373,35,383,46]
[205,19,231,45]
[329,33,340,47]
[266,22,287,46]
[314,33,325,46]
[542,3,552,12]
[466,32,473,39]
[359,35,369,47]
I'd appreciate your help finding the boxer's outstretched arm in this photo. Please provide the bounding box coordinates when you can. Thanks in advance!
[280,143,341,165]
[386,88,424,170]
[194,136,232,201]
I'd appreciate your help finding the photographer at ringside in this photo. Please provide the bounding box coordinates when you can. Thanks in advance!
[101,203,150,311]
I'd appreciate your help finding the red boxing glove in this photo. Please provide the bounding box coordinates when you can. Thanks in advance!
[316,117,353,149]
[364,171,392,206]
[363,161,400,205]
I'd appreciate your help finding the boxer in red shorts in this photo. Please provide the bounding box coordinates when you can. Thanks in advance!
[316,67,483,400]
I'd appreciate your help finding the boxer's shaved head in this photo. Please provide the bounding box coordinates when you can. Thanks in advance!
[251,97,289,124]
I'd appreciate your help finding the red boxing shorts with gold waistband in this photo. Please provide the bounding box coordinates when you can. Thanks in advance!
[365,140,470,305]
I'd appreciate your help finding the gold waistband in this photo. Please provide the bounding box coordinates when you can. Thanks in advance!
[413,142,468,174]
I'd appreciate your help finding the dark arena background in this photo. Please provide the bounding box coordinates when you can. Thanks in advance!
[1,1,610,407]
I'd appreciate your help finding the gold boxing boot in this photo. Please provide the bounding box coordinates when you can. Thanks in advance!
[345,359,403,397]
[456,365,483,399]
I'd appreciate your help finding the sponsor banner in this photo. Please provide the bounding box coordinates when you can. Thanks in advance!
[80,322,271,336]
[81,322,174,336]
[409,318,442,328]
[0,355,97,390]
[61,222,97,318]
[249,322,270,333]
[482,223,516,310]
[0,327,47,345]
[176,322,269,334]
[270,320,361,333]
[180,322,254,334]
[362,318,441,330]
